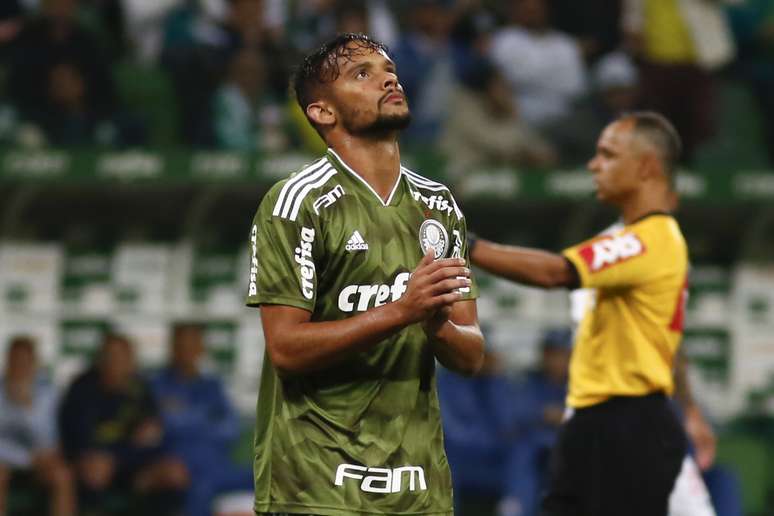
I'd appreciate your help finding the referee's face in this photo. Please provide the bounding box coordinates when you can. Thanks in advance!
[588,119,641,205]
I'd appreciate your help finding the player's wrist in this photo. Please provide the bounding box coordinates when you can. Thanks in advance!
[422,309,451,340]
[386,297,418,328]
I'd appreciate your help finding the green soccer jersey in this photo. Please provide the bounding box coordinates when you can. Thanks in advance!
[245,148,478,516]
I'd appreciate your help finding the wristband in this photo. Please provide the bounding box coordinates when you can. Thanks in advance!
[468,232,479,255]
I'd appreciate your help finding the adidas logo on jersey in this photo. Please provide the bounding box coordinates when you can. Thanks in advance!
[345,231,369,251]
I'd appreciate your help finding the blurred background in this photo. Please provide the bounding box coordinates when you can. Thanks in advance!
[0,0,772,515]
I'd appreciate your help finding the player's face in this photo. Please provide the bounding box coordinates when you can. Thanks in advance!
[329,47,411,135]
[7,344,36,381]
[173,327,204,370]
[587,120,641,204]
[99,337,135,387]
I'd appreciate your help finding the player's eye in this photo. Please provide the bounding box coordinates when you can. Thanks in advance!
[356,70,369,79]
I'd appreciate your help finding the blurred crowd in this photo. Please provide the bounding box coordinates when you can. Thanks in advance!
[438,328,744,516]
[1,325,746,516]
[0,325,252,516]
[0,0,772,169]
[438,328,572,516]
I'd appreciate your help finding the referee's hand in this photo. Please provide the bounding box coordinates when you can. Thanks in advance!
[396,250,470,325]
[684,405,716,470]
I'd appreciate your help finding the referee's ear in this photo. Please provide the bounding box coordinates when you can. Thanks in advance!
[631,133,664,183]
[639,152,664,183]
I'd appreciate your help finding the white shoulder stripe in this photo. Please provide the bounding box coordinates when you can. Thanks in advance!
[403,169,464,220]
[288,167,338,221]
[272,157,329,217]
[278,164,334,219]
[401,167,447,189]
[448,191,464,220]
[404,174,448,192]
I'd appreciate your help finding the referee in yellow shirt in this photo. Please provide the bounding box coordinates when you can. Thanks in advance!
[471,112,688,516]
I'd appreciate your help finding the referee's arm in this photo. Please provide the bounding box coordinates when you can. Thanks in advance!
[674,349,717,470]
[469,238,579,289]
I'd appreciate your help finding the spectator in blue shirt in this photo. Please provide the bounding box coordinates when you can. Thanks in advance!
[438,319,513,516]
[494,328,571,516]
[391,0,457,147]
[58,333,188,514]
[150,322,252,516]
[0,335,76,516]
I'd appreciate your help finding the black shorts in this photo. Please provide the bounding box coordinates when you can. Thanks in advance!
[541,393,686,516]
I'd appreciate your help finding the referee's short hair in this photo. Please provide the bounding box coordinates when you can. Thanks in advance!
[619,111,682,185]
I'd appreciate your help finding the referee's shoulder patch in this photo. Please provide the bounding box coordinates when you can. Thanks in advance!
[578,233,646,273]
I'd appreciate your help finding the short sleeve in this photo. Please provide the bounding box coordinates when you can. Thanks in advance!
[447,197,479,301]
[245,185,321,311]
[562,227,658,289]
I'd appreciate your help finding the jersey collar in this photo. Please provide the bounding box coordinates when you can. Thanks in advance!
[326,148,403,207]
[630,211,674,225]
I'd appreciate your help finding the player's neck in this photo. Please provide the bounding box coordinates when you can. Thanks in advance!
[619,187,672,225]
[173,364,199,380]
[330,137,401,202]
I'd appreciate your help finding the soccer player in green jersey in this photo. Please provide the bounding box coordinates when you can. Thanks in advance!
[245,34,485,516]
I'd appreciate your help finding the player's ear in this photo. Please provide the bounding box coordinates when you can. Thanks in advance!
[307,101,336,129]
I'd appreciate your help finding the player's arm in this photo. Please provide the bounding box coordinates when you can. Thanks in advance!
[470,239,579,289]
[424,299,484,376]
[674,349,716,470]
[261,252,471,376]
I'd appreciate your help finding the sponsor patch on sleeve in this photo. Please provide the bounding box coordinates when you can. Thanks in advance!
[578,233,646,273]
[248,225,258,296]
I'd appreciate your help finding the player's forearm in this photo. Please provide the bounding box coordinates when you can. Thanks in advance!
[427,321,484,376]
[471,239,573,288]
[263,302,412,376]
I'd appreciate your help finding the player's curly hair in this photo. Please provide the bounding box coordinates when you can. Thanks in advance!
[292,33,390,120]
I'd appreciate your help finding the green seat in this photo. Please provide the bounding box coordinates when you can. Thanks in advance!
[716,433,771,516]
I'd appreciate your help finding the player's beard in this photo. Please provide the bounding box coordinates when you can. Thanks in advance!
[365,111,412,134]
[341,106,412,137]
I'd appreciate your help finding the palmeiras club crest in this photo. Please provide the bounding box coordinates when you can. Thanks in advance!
[419,219,449,259]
